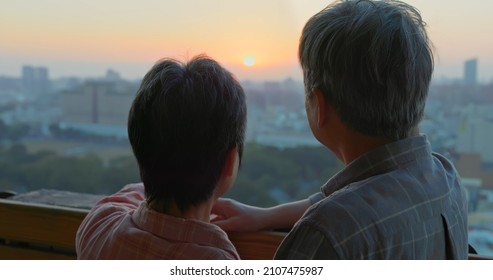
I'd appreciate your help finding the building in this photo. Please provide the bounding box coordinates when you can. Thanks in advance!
[457,117,493,163]
[456,104,493,163]
[61,80,136,127]
[464,58,478,86]
[21,65,51,95]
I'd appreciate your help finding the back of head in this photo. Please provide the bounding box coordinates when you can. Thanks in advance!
[300,0,433,140]
[128,56,246,213]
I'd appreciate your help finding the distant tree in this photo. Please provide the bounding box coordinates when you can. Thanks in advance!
[8,123,30,141]
[227,144,342,206]
[226,175,278,207]
[21,154,105,193]
[240,144,301,182]
[0,120,30,142]
[0,139,342,205]
[0,119,7,141]
[103,156,140,194]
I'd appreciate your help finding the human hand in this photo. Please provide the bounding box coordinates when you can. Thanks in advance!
[211,198,267,232]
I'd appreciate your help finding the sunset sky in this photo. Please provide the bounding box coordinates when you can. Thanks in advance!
[1,0,492,82]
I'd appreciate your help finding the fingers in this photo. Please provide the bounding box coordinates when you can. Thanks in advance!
[212,198,229,212]
[211,198,262,232]
[213,217,254,232]
[212,198,237,216]
[212,219,234,231]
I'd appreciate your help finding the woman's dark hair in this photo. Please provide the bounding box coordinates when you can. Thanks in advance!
[128,55,246,213]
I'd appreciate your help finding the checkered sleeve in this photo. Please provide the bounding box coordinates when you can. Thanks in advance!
[308,192,325,205]
[274,221,340,260]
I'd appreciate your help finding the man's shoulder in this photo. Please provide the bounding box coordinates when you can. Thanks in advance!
[310,170,415,216]
[303,168,447,228]
[298,187,377,244]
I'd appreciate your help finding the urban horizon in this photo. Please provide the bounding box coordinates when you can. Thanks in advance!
[1,57,492,86]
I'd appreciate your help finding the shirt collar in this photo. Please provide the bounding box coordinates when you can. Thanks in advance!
[321,134,432,197]
[131,202,238,258]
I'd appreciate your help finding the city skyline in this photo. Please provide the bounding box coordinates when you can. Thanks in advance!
[1,0,493,81]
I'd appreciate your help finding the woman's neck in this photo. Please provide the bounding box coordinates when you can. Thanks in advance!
[149,199,213,222]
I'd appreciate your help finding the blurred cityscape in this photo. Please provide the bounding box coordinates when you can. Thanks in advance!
[1,58,493,255]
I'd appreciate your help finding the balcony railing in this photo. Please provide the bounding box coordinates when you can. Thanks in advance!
[0,190,284,260]
[0,190,490,260]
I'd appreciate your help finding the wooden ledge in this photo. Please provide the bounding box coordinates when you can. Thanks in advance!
[0,196,285,260]
[229,231,286,260]
[0,192,490,260]
[468,253,493,260]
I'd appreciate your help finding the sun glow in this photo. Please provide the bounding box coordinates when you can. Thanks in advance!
[243,55,256,67]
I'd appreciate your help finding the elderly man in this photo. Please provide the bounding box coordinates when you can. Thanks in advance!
[213,0,468,259]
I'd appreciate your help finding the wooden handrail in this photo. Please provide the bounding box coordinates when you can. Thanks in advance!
[468,253,493,260]
[0,199,88,249]
[229,231,286,260]
[0,193,491,260]
[0,197,285,260]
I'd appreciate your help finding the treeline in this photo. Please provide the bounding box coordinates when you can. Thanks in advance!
[0,142,341,207]
[228,144,342,207]
[0,144,139,195]
[0,121,30,142]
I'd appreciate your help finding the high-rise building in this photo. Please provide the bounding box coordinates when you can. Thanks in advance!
[464,58,478,86]
[105,69,121,82]
[61,81,135,126]
[21,65,51,95]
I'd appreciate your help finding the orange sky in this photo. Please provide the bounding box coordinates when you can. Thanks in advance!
[1,0,492,81]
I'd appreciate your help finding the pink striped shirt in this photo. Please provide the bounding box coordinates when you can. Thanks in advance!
[76,183,240,259]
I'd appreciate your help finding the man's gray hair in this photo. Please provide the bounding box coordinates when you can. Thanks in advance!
[300,0,433,140]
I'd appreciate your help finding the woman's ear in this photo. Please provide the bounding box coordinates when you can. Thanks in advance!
[313,88,328,128]
[222,147,238,177]
[214,147,239,198]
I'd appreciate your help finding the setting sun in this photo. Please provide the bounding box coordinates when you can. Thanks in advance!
[243,55,256,67]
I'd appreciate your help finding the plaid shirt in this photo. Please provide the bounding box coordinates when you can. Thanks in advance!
[76,183,239,259]
[275,135,468,259]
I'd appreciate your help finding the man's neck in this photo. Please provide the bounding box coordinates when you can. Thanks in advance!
[333,128,419,165]
[337,134,392,165]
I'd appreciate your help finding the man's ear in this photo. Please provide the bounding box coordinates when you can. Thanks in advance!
[313,88,328,128]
